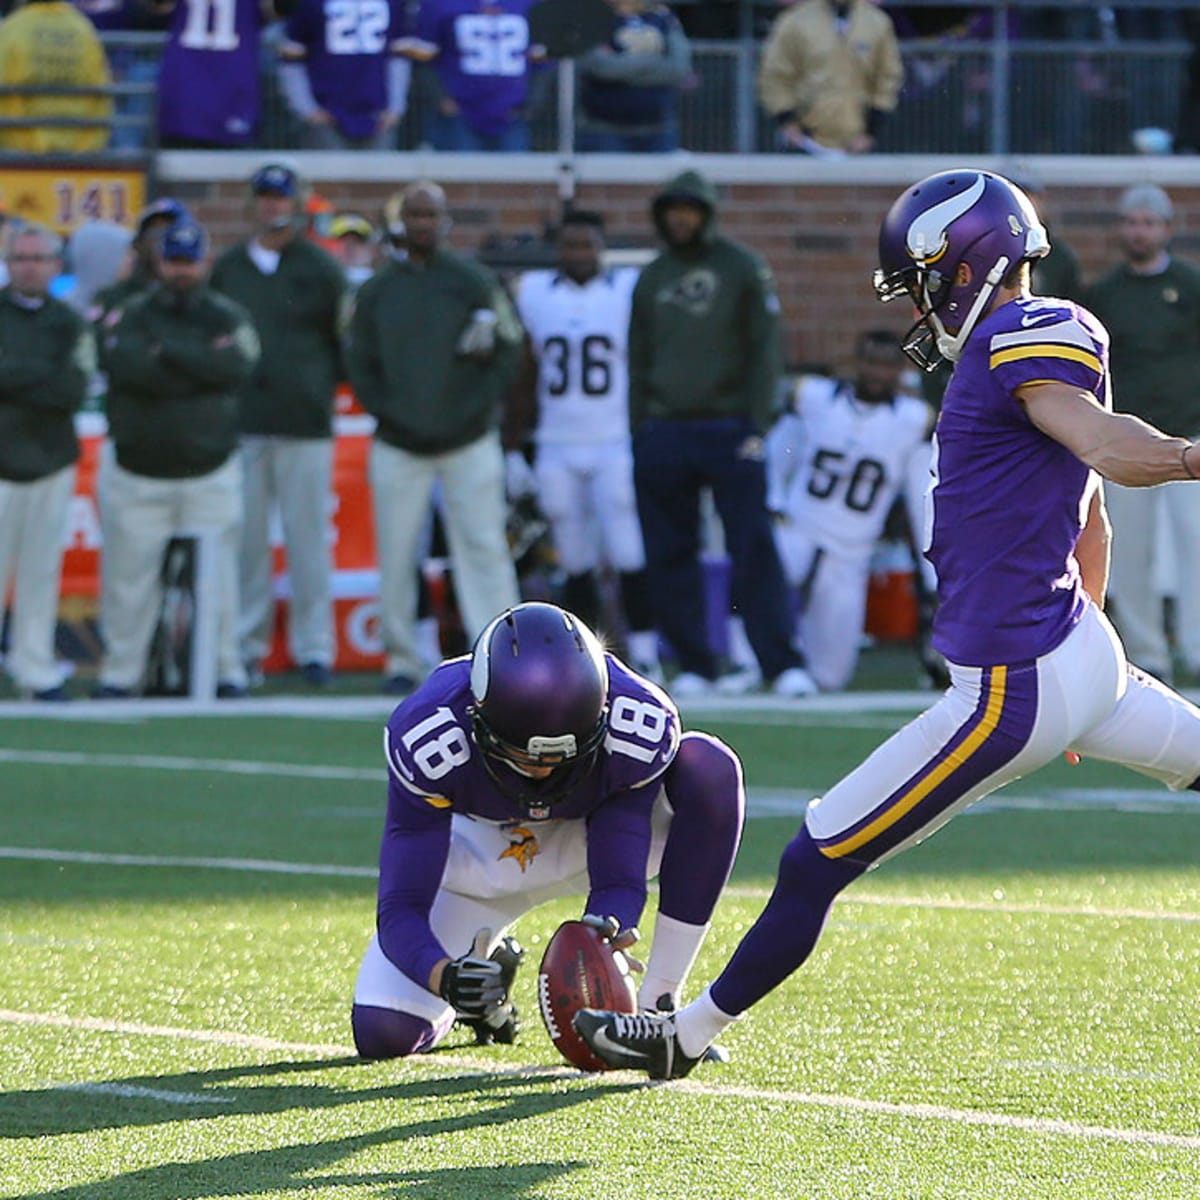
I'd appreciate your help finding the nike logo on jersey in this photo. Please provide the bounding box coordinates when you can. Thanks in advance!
[1020,311,1059,327]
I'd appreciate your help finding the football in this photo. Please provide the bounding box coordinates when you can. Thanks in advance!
[538,920,638,1070]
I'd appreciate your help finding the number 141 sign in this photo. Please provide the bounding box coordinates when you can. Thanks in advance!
[0,164,147,235]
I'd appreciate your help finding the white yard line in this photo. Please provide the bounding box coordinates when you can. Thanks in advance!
[53,1082,236,1106]
[3,845,1199,926]
[3,1008,1196,1152]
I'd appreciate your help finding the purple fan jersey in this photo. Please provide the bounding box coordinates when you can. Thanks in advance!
[929,295,1107,666]
[377,655,681,988]
[412,0,535,137]
[158,0,265,145]
[281,0,405,141]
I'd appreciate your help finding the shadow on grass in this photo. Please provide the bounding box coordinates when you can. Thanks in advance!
[5,1053,641,1199]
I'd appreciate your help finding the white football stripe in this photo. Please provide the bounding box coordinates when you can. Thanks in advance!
[4,1009,1196,1151]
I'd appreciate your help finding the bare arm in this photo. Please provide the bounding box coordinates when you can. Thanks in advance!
[1019,381,1198,487]
[1074,482,1111,608]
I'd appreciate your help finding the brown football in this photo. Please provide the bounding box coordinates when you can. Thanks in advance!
[537,920,638,1070]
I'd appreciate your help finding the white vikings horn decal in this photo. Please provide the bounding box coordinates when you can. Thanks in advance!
[905,174,987,265]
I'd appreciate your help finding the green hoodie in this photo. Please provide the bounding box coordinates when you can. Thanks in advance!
[629,169,782,432]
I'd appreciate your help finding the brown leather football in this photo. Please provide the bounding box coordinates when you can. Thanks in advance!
[537,920,638,1070]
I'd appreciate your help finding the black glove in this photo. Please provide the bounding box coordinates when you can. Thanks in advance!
[438,929,506,1019]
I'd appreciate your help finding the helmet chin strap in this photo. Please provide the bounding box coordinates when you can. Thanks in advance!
[931,255,1011,363]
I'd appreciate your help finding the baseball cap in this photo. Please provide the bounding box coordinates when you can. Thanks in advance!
[251,163,299,198]
[1119,183,1173,221]
[135,197,189,240]
[329,212,374,241]
[161,220,209,262]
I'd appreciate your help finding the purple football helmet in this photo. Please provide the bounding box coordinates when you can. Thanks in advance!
[874,170,1049,371]
[469,603,609,817]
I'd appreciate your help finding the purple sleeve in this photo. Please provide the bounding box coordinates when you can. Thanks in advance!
[583,786,656,932]
[375,776,453,991]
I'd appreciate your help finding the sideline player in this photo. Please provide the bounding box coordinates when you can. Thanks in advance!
[513,210,661,678]
[574,169,1200,1078]
[766,330,934,691]
[350,601,744,1058]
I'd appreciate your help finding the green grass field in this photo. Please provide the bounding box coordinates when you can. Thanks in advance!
[3,683,1200,1199]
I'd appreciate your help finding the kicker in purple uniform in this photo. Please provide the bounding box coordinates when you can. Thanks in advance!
[573,169,1200,1082]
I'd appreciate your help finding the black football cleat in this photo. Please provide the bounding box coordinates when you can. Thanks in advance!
[572,1009,701,1079]
[461,935,524,1046]
[648,994,729,1065]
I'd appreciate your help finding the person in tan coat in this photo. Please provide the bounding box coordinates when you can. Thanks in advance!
[757,0,902,154]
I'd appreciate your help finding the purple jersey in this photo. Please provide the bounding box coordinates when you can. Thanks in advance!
[410,0,534,137]
[280,0,405,141]
[929,295,1107,666]
[158,0,265,145]
[376,654,680,988]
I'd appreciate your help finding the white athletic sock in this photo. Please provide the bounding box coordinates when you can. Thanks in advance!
[638,913,709,1010]
[675,986,741,1060]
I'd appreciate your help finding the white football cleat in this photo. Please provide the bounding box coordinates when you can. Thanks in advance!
[772,666,818,697]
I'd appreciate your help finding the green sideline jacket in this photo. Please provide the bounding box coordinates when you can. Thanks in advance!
[210,237,347,439]
[102,285,260,479]
[346,249,522,455]
[0,289,93,482]
[629,169,782,434]
[1085,256,1200,437]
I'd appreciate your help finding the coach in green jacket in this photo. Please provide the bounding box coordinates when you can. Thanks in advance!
[629,168,814,698]
[347,179,521,695]
[0,223,94,700]
[1084,182,1200,685]
[210,162,348,688]
[97,219,260,701]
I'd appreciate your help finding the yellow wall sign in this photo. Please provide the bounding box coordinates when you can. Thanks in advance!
[0,164,147,234]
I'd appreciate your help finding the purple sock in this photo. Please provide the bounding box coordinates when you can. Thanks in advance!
[710,826,865,1015]
[658,732,746,925]
[351,1005,438,1059]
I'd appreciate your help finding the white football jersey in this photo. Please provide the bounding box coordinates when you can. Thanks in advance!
[767,375,934,555]
[516,267,638,445]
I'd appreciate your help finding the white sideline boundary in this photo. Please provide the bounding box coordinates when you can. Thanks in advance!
[4,1008,1198,1152]
[0,690,936,721]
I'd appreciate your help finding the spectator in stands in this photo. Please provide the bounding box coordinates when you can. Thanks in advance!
[157,0,285,148]
[577,0,692,153]
[0,0,113,153]
[277,0,409,149]
[346,179,521,696]
[72,0,168,151]
[1084,184,1200,685]
[0,225,94,701]
[95,219,259,699]
[765,331,934,692]
[210,163,347,690]
[92,198,189,326]
[328,212,378,290]
[630,169,814,698]
[399,0,540,151]
[512,209,662,679]
[758,0,902,155]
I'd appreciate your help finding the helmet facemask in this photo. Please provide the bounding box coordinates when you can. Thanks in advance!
[470,706,607,819]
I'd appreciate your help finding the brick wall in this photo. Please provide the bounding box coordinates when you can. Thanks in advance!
[175,172,1200,378]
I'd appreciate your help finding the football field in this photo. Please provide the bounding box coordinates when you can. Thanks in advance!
[3,690,1200,1199]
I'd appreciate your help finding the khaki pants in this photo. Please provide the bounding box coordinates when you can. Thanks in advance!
[0,465,74,692]
[369,432,519,680]
[98,451,245,691]
[238,435,335,669]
